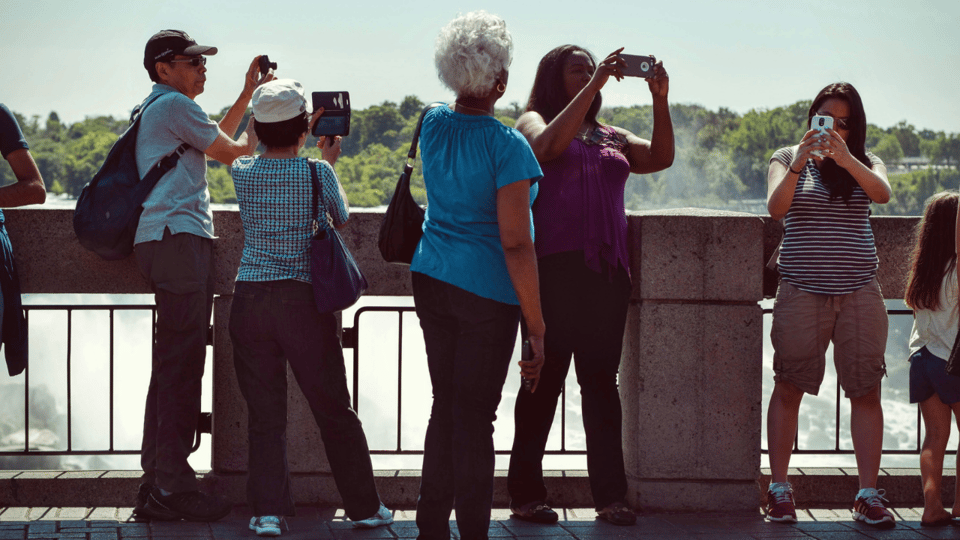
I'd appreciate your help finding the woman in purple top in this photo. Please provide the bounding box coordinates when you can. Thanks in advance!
[507,45,674,525]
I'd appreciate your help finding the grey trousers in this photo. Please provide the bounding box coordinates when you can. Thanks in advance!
[135,229,214,493]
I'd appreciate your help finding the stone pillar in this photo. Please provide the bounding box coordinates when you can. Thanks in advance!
[620,209,764,511]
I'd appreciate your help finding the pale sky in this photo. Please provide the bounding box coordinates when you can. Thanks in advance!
[2,0,958,133]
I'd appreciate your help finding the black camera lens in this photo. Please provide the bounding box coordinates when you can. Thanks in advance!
[818,118,825,126]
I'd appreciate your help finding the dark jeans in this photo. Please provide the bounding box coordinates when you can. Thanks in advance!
[412,273,520,540]
[229,280,380,519]
[135,230,214,493]
[507,251,631,511]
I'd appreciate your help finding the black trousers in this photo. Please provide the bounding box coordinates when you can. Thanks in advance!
[507,250,631,510]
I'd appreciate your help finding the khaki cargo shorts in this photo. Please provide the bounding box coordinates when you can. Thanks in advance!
[770,278,888,398]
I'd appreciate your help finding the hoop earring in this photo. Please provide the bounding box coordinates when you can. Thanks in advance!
[496,82,506,93]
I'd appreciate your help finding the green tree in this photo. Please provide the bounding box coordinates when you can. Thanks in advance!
[62,131,118,195]
[399,96,425,119]
[207,166,237,204]
[888,121,920,157]
[872,133,904,165]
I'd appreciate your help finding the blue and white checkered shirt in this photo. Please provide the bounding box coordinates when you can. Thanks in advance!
[231,156,348,283]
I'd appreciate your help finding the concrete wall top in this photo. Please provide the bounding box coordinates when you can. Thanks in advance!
[3,208,918,300]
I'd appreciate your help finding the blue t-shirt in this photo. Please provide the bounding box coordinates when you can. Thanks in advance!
[0,104,28,159]
[134,85,221,244]
[410,105,542,305]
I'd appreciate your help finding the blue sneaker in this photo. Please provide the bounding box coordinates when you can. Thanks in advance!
[352,504,393,528]
[249,516,282,537]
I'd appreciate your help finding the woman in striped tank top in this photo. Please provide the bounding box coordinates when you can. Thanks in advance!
[763,83,895,529]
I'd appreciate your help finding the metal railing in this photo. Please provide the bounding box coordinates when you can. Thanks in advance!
[2,302,586,462]
[344,306,585,456]
[0,304,212,459]
[6,303,935,463]
[760,307,956,456]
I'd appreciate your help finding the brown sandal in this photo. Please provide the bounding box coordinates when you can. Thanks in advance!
[597,503,636,526]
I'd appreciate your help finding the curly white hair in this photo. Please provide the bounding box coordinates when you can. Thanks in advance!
[434,11,513,98]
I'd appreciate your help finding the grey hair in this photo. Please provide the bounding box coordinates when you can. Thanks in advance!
[434,11,513,98]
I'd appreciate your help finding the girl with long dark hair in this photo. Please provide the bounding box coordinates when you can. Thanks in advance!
[904,191,960,527]
[764,82,894,528]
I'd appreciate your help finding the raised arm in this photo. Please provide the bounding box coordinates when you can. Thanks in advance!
[516,49,625,162]
[767,132,821,220]
[497,180,545,391]
[821,128,892,204]
[206,56,273,165]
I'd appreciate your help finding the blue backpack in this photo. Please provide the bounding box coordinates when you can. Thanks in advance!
[73,94,188,260]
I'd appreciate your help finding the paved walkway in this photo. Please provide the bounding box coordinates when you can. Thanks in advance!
[1,506,958,539]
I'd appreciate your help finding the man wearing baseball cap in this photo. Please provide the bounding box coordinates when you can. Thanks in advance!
[132,29,272,522]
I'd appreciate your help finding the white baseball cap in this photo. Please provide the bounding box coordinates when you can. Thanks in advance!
[251,79,312,123]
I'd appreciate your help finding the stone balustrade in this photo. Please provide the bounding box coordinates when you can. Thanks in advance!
[0,208,920,510]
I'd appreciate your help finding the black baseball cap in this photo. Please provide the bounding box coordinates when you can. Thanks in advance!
[143,29,218,71]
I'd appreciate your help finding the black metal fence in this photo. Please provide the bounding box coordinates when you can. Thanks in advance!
[2,303,943,463]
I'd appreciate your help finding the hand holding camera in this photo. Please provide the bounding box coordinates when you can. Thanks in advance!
[618,52,668,98]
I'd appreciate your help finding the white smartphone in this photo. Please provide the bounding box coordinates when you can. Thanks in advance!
[811,115,834,132]
[810,115,834,157]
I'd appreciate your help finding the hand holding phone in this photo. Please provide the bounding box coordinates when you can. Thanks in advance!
[520,339,535,392]
[810,115,834,157]
[311,92,351,137]
[619,54,656,79]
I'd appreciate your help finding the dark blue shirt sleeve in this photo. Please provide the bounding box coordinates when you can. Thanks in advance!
[0,104,28,159]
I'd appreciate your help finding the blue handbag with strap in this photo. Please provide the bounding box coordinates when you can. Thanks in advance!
[309,161,367,313]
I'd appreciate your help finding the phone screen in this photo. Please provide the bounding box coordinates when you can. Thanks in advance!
[311,91,351,137]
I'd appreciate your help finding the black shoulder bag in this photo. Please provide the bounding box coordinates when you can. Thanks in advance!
[377,102,443,264]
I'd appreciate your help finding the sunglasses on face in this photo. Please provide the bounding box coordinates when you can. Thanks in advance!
[168,57,206,67]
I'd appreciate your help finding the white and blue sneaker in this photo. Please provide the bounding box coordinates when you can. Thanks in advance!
[249,516,283,537]
[352,504,393,529]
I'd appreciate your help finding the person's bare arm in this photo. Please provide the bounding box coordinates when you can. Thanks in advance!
[517,49,625,162]
[206,56,273,165]
[497,180,546,391]
[0,148,46,207]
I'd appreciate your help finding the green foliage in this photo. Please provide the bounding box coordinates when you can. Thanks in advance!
[62,130,118,196]
[207,166,237,204]
[875,168,960,216]
[2,96,957,216]
[872,134,904,165]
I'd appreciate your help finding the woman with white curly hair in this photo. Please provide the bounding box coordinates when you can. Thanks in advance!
[410,10,546,540]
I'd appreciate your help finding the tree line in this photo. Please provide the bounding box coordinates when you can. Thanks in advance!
[1,97,957,216]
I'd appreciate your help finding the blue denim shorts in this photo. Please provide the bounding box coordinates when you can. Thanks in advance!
[909,346,960,404]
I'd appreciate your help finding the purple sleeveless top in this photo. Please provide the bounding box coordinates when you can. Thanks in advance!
[532,125,631,278]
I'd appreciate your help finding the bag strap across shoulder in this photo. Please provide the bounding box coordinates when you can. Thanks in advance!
[406,102,445,161]
[133,92,191,181]
[309,160,326,232]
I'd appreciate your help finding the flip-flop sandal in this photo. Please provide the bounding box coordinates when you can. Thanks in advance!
[920,516,955,527]
[597,504,636,526]
[510,501,558,524]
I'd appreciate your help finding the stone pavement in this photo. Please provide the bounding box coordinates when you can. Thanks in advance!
[1,506,959,540]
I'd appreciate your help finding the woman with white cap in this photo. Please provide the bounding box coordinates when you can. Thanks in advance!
[229,78,392,536]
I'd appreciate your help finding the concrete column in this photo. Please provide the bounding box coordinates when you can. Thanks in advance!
[620,209,764,511]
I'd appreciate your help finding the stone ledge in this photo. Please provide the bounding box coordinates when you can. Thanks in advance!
[0,470,592,509]
[759,467,956,507]
[4,468,945,510]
